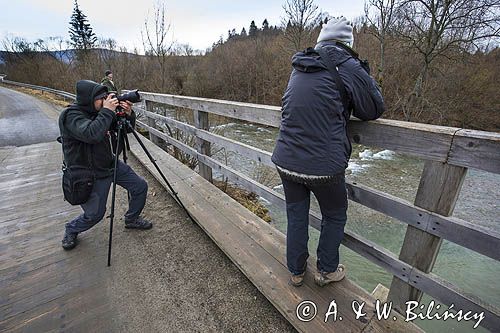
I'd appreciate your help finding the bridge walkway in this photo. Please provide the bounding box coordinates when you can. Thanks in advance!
[128,135,423,333]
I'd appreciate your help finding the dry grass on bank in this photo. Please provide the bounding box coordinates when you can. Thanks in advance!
[213,180,272,223]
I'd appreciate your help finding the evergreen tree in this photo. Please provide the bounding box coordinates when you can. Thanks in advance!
[241,27,247,37]
[262,19,269,31]
[227,28,237,40]
[249,20,258,37]
[68,0,97,50]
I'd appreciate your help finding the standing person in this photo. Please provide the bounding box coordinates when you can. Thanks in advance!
[101,70,117,93]
[59,80,152,250]
[271,17,385,287]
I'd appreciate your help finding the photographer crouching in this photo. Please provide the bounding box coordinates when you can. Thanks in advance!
[59,80,152,250]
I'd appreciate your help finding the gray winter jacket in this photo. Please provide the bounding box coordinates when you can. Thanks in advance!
[271,42,385,176]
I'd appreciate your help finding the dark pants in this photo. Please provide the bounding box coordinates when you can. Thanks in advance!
[65,160,148,234]
[280,175,348,275]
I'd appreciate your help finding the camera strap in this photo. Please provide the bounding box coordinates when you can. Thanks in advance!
[315,47,350,117]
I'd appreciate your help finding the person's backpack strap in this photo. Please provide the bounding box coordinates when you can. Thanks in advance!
[315,47,351,117]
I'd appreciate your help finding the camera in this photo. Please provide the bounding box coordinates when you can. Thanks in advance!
[109,90,141,116]
[115,90,141,103]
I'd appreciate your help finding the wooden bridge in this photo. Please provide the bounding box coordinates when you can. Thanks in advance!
[1,80,499,332]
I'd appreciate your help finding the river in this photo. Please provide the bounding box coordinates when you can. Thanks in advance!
[208,121,499,333]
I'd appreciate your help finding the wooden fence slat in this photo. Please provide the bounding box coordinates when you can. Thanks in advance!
[346,182,500,261]
[138,120,500,261]
[135,121,500,331]
[145,100,161,146]
[140,92,282,127]
[138,92,500,173]
[448,129,500,174]
[193,110,213,182]
[388,161,467,312]
[140,109,274,167]
[347,119,457,163]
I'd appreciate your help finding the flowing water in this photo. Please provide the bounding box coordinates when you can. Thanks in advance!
[208,121,500,333]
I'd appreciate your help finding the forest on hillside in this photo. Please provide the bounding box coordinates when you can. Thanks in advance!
[1,0,499,131]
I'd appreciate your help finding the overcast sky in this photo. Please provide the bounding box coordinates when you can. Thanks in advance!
[0,0,366,53]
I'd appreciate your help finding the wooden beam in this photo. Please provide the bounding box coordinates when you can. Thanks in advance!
[448,129,500,174]
[130,130,500,331]
[145,100,161,146]
[140,91,282,127]
[138,120,500,261]
[137,92,500,174]
[193,110,213,182]
[387,161,467,312]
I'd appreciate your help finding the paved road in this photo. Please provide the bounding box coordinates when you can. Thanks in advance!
[0,85,61,146]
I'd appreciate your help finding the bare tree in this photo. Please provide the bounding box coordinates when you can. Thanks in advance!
[364,0,398,85]
[397,0,500,119]
[281,0,321,51]
[142,1,173,91]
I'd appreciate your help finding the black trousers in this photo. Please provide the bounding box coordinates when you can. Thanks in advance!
[280,174,348,275]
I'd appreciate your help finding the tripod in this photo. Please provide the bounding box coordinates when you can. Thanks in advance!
[107,116,195,266]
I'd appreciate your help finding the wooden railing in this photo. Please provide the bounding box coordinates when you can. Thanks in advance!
[3,80,499,331]
[133,91,500,332]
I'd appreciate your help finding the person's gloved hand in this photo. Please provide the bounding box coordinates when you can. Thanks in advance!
[119,100,133,116]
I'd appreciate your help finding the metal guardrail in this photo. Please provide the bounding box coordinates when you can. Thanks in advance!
[2,79,76,100]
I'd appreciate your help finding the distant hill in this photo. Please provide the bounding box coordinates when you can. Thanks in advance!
[0,48,141,65]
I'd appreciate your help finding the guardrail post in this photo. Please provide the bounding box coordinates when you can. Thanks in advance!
[145,100,161,146]
[193,110,213,182]
[387,160,467,312]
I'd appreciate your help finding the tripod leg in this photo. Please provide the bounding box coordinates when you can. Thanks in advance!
[122,131,131,203]
[107,122,123,267]
[126,122,196,224]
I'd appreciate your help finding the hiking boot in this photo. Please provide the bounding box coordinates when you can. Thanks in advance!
[62,232,78,250]
[314,264,346,287]
[289,262,307,287]
[125,216,153,230]
[289,271,306,287]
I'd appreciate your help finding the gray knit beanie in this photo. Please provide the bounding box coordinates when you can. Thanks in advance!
[317,17,354,46]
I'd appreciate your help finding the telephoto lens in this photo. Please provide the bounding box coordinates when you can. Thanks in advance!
[117,90,141,103]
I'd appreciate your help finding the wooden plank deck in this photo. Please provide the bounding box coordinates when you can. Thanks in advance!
[0,138,424,332]
[128,135,424,333]
[0,142,114,333]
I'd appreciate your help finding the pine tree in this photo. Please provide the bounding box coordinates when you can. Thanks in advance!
[68,0,97,50]
[262,19,269,31]
[249,20,258,37]
[241,27,247,37]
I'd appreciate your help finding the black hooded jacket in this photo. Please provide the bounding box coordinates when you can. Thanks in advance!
[271,42,385,176]
[58,80,135,178]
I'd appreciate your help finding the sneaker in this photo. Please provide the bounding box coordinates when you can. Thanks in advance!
[125,216,153,230]
[314,264,346,287]
[289,271,306,287]
[62,232,78,250]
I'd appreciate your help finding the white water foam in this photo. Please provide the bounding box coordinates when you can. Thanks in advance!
[347,160,368,174]
[211,122,237,130]
[373,149,395,160]
[359,148,395,161]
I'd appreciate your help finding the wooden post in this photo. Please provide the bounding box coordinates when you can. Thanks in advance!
[145,100,161,146]
[387,160,467,312]
[193,110,213,182]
